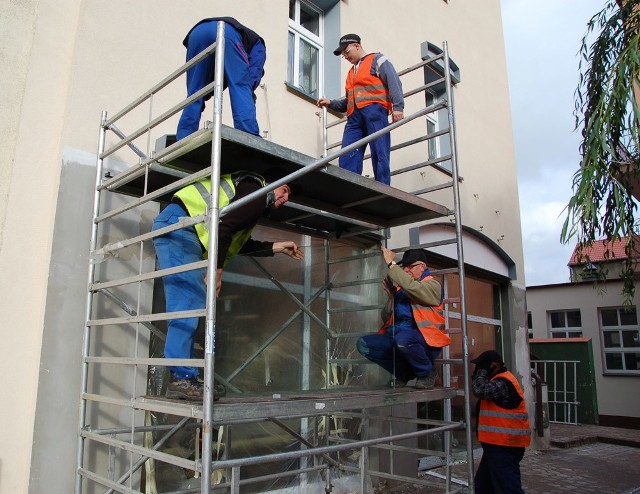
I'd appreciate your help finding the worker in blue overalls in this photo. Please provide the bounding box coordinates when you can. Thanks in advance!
[176,17,266,140]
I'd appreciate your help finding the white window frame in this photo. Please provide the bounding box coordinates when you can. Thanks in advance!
[288,0,324,98]
[548,310,582,338]
[425,90,439,162]
[599,306,640,375]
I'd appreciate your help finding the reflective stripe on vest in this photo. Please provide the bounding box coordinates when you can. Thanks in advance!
[377,275,450,348]
[173,172,265,264]
[345,53,392,116]
[478,371,531,448]
[411,297,450,348]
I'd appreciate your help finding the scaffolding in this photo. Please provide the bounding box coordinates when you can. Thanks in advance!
[76,21,473,493]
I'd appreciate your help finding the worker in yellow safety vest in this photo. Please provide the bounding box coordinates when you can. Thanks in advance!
[152,169,304,400]
[472,350,531,494]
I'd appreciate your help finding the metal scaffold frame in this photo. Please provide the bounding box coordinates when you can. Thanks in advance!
[76,21,474,493]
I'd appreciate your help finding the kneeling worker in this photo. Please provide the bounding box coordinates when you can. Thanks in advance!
[357,248,450,388]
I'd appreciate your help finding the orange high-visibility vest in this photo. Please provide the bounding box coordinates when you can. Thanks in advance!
[345,53,393,116]
[379,276,450,348]
[478,371,531,448]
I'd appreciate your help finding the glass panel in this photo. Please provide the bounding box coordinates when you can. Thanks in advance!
[289,0,295,20]
[568,331,583,338]
[622,330,640,348]
[550,312,565,328]
[603,330,621,348]
[299,2,320,35]
[287,31,295,85]
[427,119,437,161]
[601,308,618,326]
[566,310,581,328]
[298,37,319,97]
[624,352,640,370]
[605,352,624,370]
[620,307,637,326]
[527,312,532,329]
[551,331,567,338]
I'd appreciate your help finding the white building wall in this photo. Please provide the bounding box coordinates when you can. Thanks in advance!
[527,282,640,421]
[0,1,524,491]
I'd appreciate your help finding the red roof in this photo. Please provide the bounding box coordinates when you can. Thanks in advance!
[568,235,640,266]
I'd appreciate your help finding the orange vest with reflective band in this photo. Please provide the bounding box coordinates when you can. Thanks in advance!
[345,53,393,116]
[478,371,531,448]
[378,276,451,348]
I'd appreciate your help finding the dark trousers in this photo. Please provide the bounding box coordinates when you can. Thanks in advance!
[356,331,441,381]
[475,442,526,494]
[339,103,391,185]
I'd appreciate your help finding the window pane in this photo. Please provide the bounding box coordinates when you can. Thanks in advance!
[299,2,320,35]
[427,119,437,161]
[601,308,618,326]
[566,310,581,328]
[289,0,295,20]
[624,352,640,370]
[550,312,565,328]
[298,38,319,97]
[622,330,640,348]
[568,332,583,338]
[551,331,567,338]
[603,331,621,348]
[287,31,295,85]
[605,352,624,370]
[620,308,637,326]
[527,312,532,330]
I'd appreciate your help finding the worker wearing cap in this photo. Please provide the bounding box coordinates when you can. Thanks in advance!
[176,17,266,140]
[152,169,303,400]
[471,350,531,494]
[356,248,449,389]
[317,34,404,185]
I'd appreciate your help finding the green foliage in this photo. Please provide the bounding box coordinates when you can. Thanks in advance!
[563,0,640,304]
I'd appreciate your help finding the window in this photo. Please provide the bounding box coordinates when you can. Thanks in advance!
[288,0,323,98]
[600,306,640,374]
[425,92,439,162]
[548,310,582,338]
[527,311,533,339]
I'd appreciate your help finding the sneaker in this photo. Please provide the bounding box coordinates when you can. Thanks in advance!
[388,377,408,388]
[167,378,222,401]
[415,369,438,390]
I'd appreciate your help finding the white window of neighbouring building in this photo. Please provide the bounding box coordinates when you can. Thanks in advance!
[600,306,640,374]
[288,0,323,98]
[549,310,582,338]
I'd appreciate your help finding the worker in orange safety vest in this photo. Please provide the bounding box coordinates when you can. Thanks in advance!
[317,34,404,185]
[472,350,531,494]
[357,248,450,389]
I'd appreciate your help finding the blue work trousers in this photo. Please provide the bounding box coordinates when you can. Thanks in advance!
[339,103,391,185]
[356,329,441,382]
[152,203,206,379]
[474,443,526,494]
[177,22,261,139]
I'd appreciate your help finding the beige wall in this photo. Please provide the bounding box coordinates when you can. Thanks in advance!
[0,1,524,491]
[527,282,640,420]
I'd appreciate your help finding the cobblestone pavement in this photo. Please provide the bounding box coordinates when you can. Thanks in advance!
[385,423,640,494]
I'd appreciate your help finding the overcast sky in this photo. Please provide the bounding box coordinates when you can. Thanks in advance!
[500,0,606,286]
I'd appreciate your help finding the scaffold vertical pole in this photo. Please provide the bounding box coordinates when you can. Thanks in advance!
[202,20,226,493]
[443,41,475,493]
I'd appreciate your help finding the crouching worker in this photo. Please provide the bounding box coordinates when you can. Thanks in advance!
[472,350,531,494]
[152,169,304,400]
[357,248,450,388]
